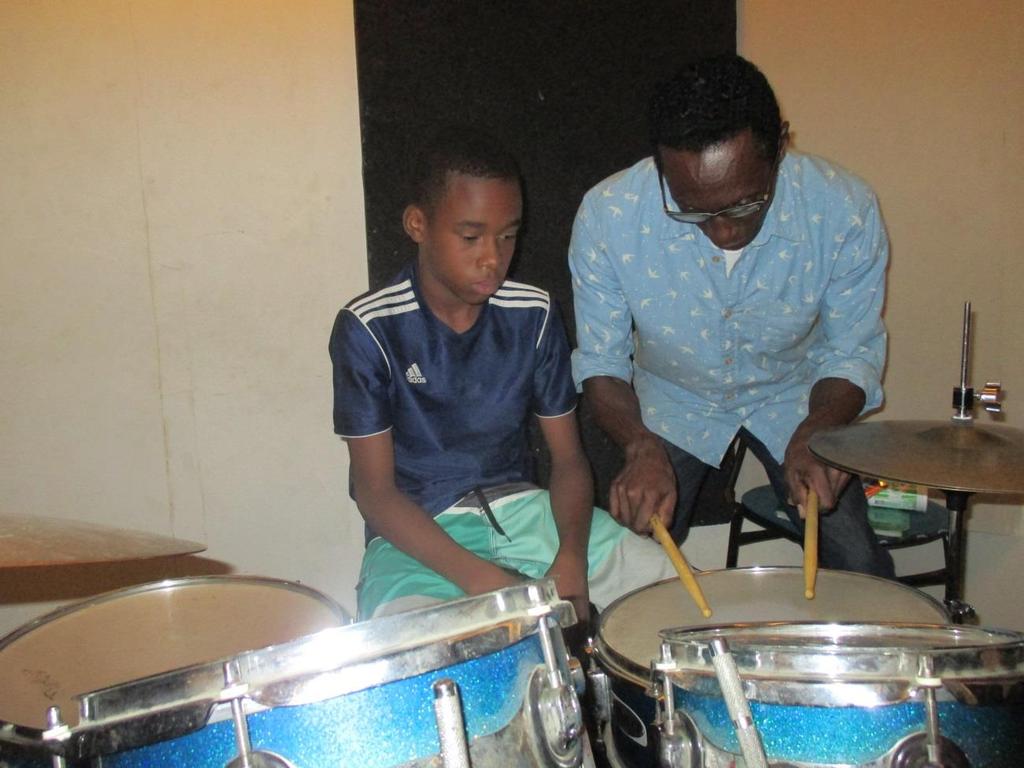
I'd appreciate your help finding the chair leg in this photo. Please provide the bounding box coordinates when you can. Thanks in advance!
[722,435,748,569]
[726,507,744,568]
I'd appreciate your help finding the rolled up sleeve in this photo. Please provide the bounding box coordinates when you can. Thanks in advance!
[568,197,636,390]
[809,193,888,412]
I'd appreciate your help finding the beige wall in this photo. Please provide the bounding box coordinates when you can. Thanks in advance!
[734,0,1024,628]
[0,1,367,631]
[0,1,1020,643]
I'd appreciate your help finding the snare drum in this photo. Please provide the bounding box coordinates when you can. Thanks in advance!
[0,575,348,764]
[4,580,584,768]
[590,567,948,767]
[658,622,1024,767]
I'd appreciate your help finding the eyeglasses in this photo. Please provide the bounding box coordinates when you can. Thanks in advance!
[657,159,777,225]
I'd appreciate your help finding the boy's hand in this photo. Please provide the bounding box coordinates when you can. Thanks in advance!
[545,548,590,624]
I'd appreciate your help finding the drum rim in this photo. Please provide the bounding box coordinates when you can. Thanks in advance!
[659,621,1024,707]
[47,579,573,758]
[660,620,1023,649]
[0,574,349,654]
[592,566,949,687]
[661,620,1024,674]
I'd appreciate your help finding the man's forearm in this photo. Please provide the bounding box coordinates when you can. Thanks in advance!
[583,376,657,451]
[801,377,866,431]
[582,374,678,530]
[784,378,868,508]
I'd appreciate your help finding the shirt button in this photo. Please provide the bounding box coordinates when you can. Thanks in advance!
[722,309,732,319]
[712,255,722,263]
[724,393,736,401]
[724,357,733,365]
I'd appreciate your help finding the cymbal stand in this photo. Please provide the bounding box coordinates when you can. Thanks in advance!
[942,489,974,623]
[951,302,1001,423]
[944,301,1002,623]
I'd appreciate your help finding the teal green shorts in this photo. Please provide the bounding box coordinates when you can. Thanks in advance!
[357,489,630,620]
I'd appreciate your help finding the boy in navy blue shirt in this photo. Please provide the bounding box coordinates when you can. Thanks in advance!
[331,127,674,620]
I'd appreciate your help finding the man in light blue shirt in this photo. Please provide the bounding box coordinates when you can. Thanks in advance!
[569,54,894,576]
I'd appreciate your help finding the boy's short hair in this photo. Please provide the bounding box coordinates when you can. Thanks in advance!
[409,126,521,212]
[648,54,783,162]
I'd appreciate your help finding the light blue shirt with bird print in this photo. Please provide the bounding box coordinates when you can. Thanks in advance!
[569,151,888,466]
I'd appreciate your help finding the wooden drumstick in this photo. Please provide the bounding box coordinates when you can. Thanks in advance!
[803,489,819,600]
[650,516,712,618]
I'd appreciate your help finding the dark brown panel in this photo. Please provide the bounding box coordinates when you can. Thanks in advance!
[353,2,737,519]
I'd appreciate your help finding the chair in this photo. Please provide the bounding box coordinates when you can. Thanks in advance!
[724,438,953,592]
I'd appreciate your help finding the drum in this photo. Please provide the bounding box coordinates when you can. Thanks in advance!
[658,622,1024,767]
[590,566,948,767]
[2,580,584,767]
[0,575,348,763]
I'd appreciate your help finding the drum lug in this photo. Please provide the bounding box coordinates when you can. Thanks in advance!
[652,642,677,700]
[42,705,70,742]
[586,664,611,732]
[221,661,297,768]
[225,753,297,768]
[651,655,701,768]
[657,710,701,768]
[891,664,973,768]
[651,643,679,739]
[433,678,472,768]
[44,707,69,768]
[889,732,971,768]
[530,668,584,768]
[567,654,587,696]
[532,616,585,767]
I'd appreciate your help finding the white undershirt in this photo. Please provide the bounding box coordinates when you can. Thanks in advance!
[723,248,744,278]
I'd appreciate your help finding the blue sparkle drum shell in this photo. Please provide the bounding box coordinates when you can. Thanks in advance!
[1,580,578,767]
[660,622,1024,768]
[591,567,948,768]
[87,632,549,768]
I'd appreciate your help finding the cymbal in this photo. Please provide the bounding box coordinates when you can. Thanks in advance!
[809,420,1024,494]
[0,514,206,567]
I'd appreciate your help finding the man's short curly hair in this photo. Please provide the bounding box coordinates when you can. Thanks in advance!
[648,54,782,161]
[409,125,521,213]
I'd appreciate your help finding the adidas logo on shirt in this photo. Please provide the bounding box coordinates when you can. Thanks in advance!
[405,363,426,384]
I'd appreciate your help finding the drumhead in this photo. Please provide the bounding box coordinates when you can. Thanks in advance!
[0,576,348,729]
[595,567,948,686]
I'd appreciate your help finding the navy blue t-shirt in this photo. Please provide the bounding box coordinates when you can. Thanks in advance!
[330,263,577,541]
